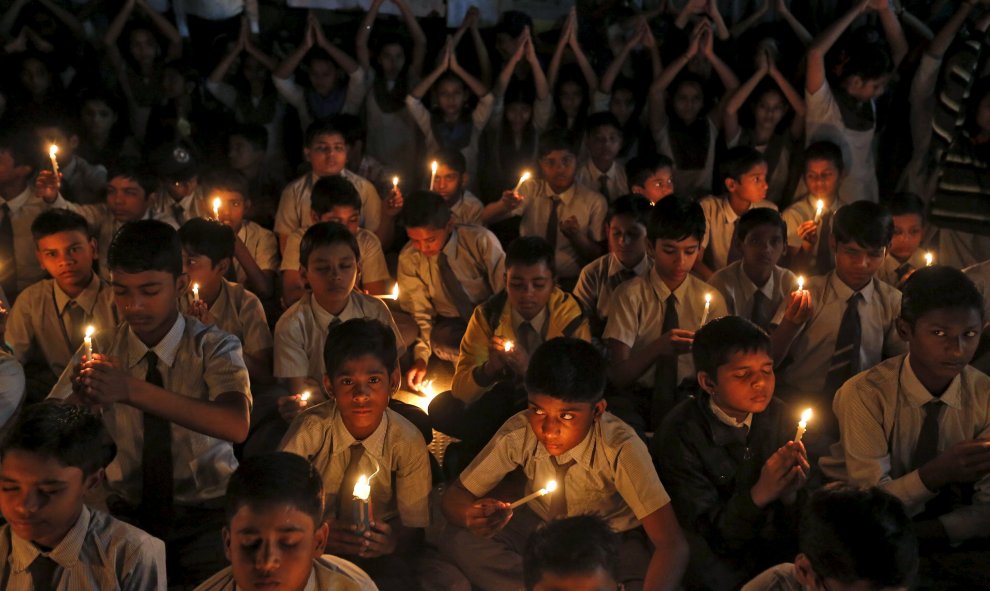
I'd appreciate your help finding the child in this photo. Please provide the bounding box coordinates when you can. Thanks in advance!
[604,196,728,432]
[429,236,589,456]
[6,209,117,401]
[281,176,391,307]
[820,267,990,548]
[742,485,918,591]
[523,515,622,591]
[709,208,796,331]
[772,202,906,438]
[0,127,52,299]
[440,337,688,591]
[576,112,629,201]
[0,402,166,588]
[227,124,288,230]
[398,191,505,388]
[280,319,431,591]
[781,141,847,275]
[573,194,654,339]
[627,152,676,205]
[483,129,607,288]
[150,143,207,225]
[654,316,810,589]
[878,192,928,288]
[429,147,485,226]
[69,219,251,586]
[195,451,377,591]
[696,146,776,279]
[274,119,382,252]
[35,116,108,205]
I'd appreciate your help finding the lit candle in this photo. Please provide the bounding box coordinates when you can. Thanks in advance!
[83,325,95,359]
[814,200,824,225]
[212,197,221,219]
[503,340,515,352]
[797,275,805,292]
[508,480,558,509]
[392,176,399,192]
[299,390,311,405]
[414,379,439,412]
[924,251,934,267]
[48,144,60,178]
[430,161,438,191]
[513,171,531,192]
[353,474,372,532]
[699,292,712,326]
[794,408,812,443]
[192,283,200,302]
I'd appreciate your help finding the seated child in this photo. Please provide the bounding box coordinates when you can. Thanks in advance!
[281,176,390,307]
[573,194,653,339]
[878,192,928,289]
[226,124,289,230]
[627,152,675,205]
[523,515,622,591]
[195,451,377,591]
[709,208,796,331]
[696,146,776,279]
[483,129,607,288]
[576,112,629,201]
[149,143,207,225]
[280,319,431,591]
[35,116,107,204]
[654,316,810,590]
[430,147,485,226]
[398,190,505,387]
[772,201,906,438]
[742,485,918,591]
[69,219,252,586]
[820,267,990,548]
[440,337,688,591]
[0,401,167,588]
[7,209,117,400]
[604,196,728,432]
[429,236,589,455]
[781,141,846,276]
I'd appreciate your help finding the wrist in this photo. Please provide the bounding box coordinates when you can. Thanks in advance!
[750,484,771,508]
[918,463,944,491]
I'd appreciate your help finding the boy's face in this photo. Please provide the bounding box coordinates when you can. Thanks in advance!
[0,149,31,186]
[586,126,622,168]
[106,176,150,223]
[844,74,889,103]
[182,247,226,293]
[81,100,117,138]
[215,189,248,230]
[607,214,648,269]
[305,133,347,177]
[831,239,885,292]
[36,230,96,292]
[559,81,584,118]
[539,150,578,195]
[506,262,554,320]
[653,237,700,288]
[300,243,359,298]
[890,214,924,262]
[324,354,398,439]
[406,223,452,258]
[224,502,328,591]
[0,450,97,549]
[433,164,466,201]
[725,163,768,204]
[700,349,774,419]
[897,307,982,387]
[314,206,360,236]
[228,136,265,172]
[804,159,841,201]
[111,269,184,344]
[632,167,674,204]
[308,58,338,96]
[166,175,198,202]
[739,223,784,273]
[610,88,636,125]
[532,567,621,591]
[527,393,605,457]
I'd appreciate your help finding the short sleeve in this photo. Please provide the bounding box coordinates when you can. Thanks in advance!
[273,313,312,379]
[602,281,640,348]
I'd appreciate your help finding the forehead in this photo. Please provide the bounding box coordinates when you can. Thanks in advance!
[892,213,923,226]
[310,132,345,146]
[528,392,595,412]
[407,225,445,237]
[215,189,245,201]
[608,213,646,231]
[1,450,81,480]
[742,222,784,240]
[308,242,357,262]
[806,159,839,173]
[108,176,143,191]
[38,229,89,247]
[325,205,359,219]
[111,269,174,286]
[741,163,768,176]
[656,237,700,249]
[589,125,622,137]
[332,353,390,376]
[720,348,773,369]
[540,149,576,162]
[507,262,553,279]
[229,502,316,531]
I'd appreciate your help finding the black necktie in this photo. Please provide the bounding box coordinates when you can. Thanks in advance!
[518,321,542,357]
[0,203,16,297]
[139,352,174,539]
[547,456,576,521]
[913,400,945,468]
[28,555,58,591]
[598,174,610,200]
[750,290,772,331]
[337,443,365,522]
[726,220,743,265]
[607,268,637,292]
[895,262,913,284]
[65,300,86,350]
[546,195,561,252]
[653,293,680,428]
[815,212,834,274]
[172,203,186,225]
[438,251,475,321]
[328,317,342,332]
[824,293,863,396]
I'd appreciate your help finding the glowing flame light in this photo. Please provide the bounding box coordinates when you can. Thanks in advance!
[353,474,371,501]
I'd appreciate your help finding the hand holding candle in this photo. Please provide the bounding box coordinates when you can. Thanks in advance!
[796,275,805,293]
[392,176,399,192]
[794,408,812,443]
[192,283,200,302]
[353,474,372,532]
[503,340,515,352]
[700,293,712,326]
[508,480,557,509]
[299,390,311,406]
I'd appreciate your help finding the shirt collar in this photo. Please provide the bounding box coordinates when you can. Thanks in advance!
[586,160,613,178]
[828,271,876,305]
[2,185,33,211]
[126,314,185,368]
[543,181,576,204]
[442,227,461,258]
[311,292,356,327]
[534,419,597,469]
[718,198,742,224]
[512,306,548,336]
[607,252,651,277]
[54,272,102,315]
[648,266,688,302]
[330,407,389,459]
[901,355,964,410]
[708,397,753,429]
[10,506,91,572]
[737,262,776,299]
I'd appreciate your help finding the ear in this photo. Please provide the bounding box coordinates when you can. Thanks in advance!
[793,554,820,590]
[299,265,308,285]
[593,398,607,419]
[222,526,233,562]
[390,365,402,397]
[323,374,335,401]
[82,468,103,494]
[827,234,837,255]
[217,257,231,276]
[697,371,717,396]
[895,317,912,341]
[88,237,98,256]
[460,172,470,187]
[176,272,190,295]
[313,521,330,556]
[309,210,320,224]
[304,146,312,163]
[724,178,738,193]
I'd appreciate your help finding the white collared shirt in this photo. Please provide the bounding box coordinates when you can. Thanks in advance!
[708,261,796,322]
[573,252,654,330]
[699,195,777,271]
[575,160,628,201]
[274,170,382,243]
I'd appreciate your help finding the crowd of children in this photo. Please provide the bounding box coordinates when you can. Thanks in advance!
[0,0,989,589]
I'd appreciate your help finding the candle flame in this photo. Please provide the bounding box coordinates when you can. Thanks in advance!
[391,284,399,299]
[504,340,515,352]
[925,252,934,266]
[518,171,531,184]
[815,199,824,214]
[300,390,311,402]
[797,275,805,291]
[704,292,712,304]
[545,480,558,493]
[49,144,58,158]
[431,161,438,173]
[192,282,199,292]
[392,176,399,187]
[799,408,812,426]
[212,197,221,215]
[353,474,371,501]
[85,325,95,338]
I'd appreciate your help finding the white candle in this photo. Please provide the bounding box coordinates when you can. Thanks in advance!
[699,293,712,326]
[49,144,60,178]
[392,176,399,191]
[814,200,824,225]
[513,171,531,192]
[794,408,812,443]
[924,251,934,267]
[192,283,200,302]
[83,325,95,359]
[503,340,515,352]
[508,480,558,509]
[212,197,221,219]
[797,275,805,292]
[430,161,438,191]
[353,474,371,531]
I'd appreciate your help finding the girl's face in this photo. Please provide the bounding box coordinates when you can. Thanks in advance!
[610,89,636,125]
[843,74,889,103]
[81,100,117,137]
[20,58,51,98]
[128,29,159,66]
[377,43,406,79]
[436,78,466,118]
[977,94,990,134]
[241,55,267,85]
[753,89,788,132]
[308,59,338,96]
[505,101,532,133]
[558,81,584,118]
[672,81,704,124]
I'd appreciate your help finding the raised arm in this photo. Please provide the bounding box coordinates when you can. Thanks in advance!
[767,50,806,139]
[244,33,277,72]
[928,1,974,60]
[701,24,740,129]
[600,26,642,94]
[704,0,731,41]
[409,40,450,100]
[806,0,870,94]
[450,44,489,97]
[451,7,491,88]
[723,55,769,142]
[273,21,316,81]
[526,29,550,101]
[135,0,182,60]
[547,9,576,90]
[873,0,909,68]
[648,21,703,135]
[356,0,385,71]
[103,0,137,49]
[730,0,770,39]
[209,22,246,84]
[774,0,812,46]
[566,13,600,93]
[37,0,86,41]
[312,12,359,75]
[393,0,427,78]
[493,31,527,97]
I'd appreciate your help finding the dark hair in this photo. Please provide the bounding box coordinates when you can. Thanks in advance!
[304,119,346,147]
[300,222,360,269]
[178,218,235,267]
[804,140,844,173]
[229,124,268,152]
[737,207,786,242]
[626,153,675,189]
[311,176,361,216]
[31,208,92,242]
[330,113,366,146]
[837,37,894,84]
[693,316,771,378]
[433,146,467,176]
[0,127,40,173]
[324,317,398,378]
[525,338,607,403]
[584,111,623,138]
[901,266,984,327]
[225,452,324,524]
[537,128,578,159]
[202,168,250,199]
[34,113,79,139]
[832,202,893,250]
[606,194,652,228]
[108,220,182,276]
[401,191,451,230]
[720,145,767,186]
[647,195,706,243]
[108,163,159,198]
[505,236,556,277]
[801,485,918,588]
[304,47,338,71]
[886,192,926,223]
[2,402,116,476]
[523,515,619,590]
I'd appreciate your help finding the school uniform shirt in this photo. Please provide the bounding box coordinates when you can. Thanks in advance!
[151,187,207,226]
[405,93,495,190]
[0,506,166,590]
[180,280,272,359]
[281,405,430,527]
[194,556,376,591]
[449,191,484,226]
[877,249,928,288]
[280,227,389,288]
[963,259,990,322]
[708,261,796,324]
[3,186,51,297]
[820,354,990,544]
[274,291,403,389]
[274,170,382,242]
[572,252,653,337]
[451,288,590,405]
[780,194,845,251]
[273,69,365,131]
[234,220,280,285]
[0,350,23,430]
[699,196,778,271]
[460,410,671,532]
[575,160,629,202]
[60,155,108,205]
[604,268,729,389]
[513,179,608,279]
[397,225,505,362]
[773,273,906,402]
[86,314,251,506]
[740,564,802,591]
